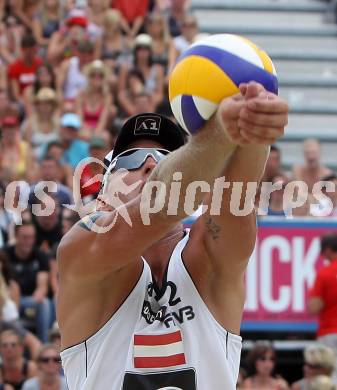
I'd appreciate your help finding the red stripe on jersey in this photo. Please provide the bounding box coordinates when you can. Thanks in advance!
[134,331,182,346]
[134,353,186,369]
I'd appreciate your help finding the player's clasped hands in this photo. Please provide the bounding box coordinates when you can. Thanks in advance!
[217,81,289,146]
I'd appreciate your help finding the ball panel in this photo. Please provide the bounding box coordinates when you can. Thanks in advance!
[191,34,264,69]
[170,95,189,133]
[178,45,278,94]
[192,96,218,120]
[169,55,238,103]
[181,94,206,134]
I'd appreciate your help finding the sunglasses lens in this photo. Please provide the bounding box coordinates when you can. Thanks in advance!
[114,149,169,170]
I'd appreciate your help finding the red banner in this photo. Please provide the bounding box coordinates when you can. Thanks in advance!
[242,219,337,332]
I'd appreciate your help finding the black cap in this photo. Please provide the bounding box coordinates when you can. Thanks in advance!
[103,113,186,174]
[112,113,186,159]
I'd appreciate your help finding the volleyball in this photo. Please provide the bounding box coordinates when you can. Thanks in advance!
[169,34,278,134]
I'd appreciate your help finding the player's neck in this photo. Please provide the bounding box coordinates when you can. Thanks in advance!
[143,225,185,286]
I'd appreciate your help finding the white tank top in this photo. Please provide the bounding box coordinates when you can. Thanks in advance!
[63,57,87,99]
[60,231,242,389]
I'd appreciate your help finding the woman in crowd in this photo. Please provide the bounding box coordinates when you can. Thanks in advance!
[0,15,23,64]
[22,88,59,157]
[117,68,145,117]
[242,343,289,389]
[118,33,164,111]
[21,344,67,390]
[0,329,37,390]
[0,115,36,184]
[32,0,63,48]
[96,9,132,65]
[23,63,57,116]
[145,11,175,72]
[291,345,336,390]
[76,60,115,141]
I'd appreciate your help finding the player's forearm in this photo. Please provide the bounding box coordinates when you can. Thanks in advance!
[147,116,237,220]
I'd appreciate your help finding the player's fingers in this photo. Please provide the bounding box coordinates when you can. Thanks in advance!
[238,120,285,140]
[239,108,288,127]
[247,95,289,114]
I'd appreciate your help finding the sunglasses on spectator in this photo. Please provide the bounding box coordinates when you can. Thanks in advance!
[39,356,61,364]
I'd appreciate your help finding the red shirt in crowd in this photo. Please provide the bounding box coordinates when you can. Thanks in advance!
[8,57,42,93]
[113,0,149,23]
[309,259,337,337]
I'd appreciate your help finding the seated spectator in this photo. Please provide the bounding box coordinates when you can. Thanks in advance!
[54,113,90,169]
[44,142,73,190]
[0,15,23,65]
[22,344,66,390]
[308,375,335,390]
[242,342,289,389]
[29,156,73,208]
[0,115,37,184]
[0,329,37,390]
[145,11,174,71]
[4,222,51,342]
[22,63,57,117]
[10,0,42,31]
[262,145,285,183]
[22,88,60,157]
[80,137,107,201]
[172,13,199,59]
[31,0,63,48]
[321,174,337,217]
[118,34,164,111]
[117,68,146,117]
[113,0,149,38]
[48,324,61,354]
[291,344,336,389]
[8,34,42,101]
[308,233,337,380]
[0,183,16,246]
[0,90,12,125]
[77,60,116,141]
[0,251,41,359]
[32,196,63,254]
[47,9,92,65]
[57,39,94,100]
[166,0,191,37]
[86,0,110,45]
[97,9,132,67]
[266,175,291,217]
[292,139,332,193]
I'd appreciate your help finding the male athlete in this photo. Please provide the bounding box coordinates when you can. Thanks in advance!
[57,82,288,389]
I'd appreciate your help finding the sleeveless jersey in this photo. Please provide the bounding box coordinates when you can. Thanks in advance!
[60,232,242,389]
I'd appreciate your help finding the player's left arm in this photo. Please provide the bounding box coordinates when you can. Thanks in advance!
[192,83,289,277]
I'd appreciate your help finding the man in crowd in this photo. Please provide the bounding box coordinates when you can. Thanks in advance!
[4,222,51,342]
[308,232,337,383]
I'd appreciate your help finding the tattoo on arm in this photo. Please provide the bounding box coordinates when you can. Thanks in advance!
[78,211,105,231]
[205,217,221,240]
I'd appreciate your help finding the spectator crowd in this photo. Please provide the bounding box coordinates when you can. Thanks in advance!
[0,0,334,389]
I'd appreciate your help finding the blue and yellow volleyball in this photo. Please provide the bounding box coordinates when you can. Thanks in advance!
[169,34,278,134]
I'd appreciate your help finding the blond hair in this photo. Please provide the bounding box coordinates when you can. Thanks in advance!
[305,345,336,376]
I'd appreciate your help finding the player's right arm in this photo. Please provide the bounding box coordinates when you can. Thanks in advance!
[57,102,243,275]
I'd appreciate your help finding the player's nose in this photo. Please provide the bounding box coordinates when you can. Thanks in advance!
[142,156,157,177]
